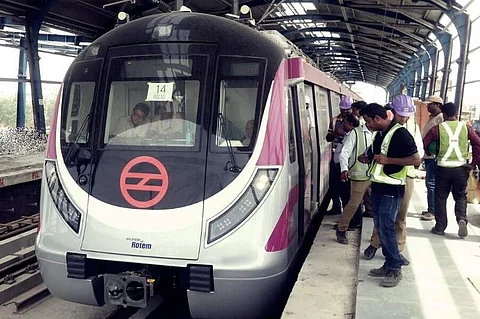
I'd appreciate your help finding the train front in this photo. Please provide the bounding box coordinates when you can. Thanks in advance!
[36,12,292,319]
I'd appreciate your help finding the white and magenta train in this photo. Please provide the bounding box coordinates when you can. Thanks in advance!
[36,12,360,319]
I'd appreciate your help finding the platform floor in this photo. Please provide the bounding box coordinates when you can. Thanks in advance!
[283,177,480,319]
[0,153,43,187]
[357,178,480,319]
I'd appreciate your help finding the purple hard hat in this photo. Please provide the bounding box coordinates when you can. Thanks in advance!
[392,94,415,117]
[339,96,353,109]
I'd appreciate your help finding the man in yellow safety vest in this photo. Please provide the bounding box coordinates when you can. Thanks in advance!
[423,102,480,238]
[364,95,424,266]
[359,103,421,287]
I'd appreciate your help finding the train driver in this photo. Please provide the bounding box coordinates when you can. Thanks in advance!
[113,102,151,139]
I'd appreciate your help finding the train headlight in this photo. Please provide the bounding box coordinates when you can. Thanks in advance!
[45,161,82,233]
[207,168,278,244]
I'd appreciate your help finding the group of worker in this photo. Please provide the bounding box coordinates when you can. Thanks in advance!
[326,94,480,288]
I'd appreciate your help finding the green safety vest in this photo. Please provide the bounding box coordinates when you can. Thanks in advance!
[368,123,408,185]
[349,126,370,181]
[437,121,468,168]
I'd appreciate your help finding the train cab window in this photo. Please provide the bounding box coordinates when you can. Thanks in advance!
[213,57,266,151]
[102,56,205,148]
[61,59,102,146]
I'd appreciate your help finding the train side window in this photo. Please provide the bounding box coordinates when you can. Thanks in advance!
[213,56,266,151]
[288,90,296,163]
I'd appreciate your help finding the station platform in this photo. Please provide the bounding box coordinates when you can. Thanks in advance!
[283,177,480,319]
[0,153,44,188]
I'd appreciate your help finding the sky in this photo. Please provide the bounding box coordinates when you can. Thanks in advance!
[0,46,74,94]
[350,82,387,105]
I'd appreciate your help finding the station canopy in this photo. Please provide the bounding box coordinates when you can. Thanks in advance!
[0,0,466,88]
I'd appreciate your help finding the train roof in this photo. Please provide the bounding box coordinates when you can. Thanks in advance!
[79,12,284,63]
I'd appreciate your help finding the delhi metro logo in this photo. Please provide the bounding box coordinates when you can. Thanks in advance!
[120,156,169,208]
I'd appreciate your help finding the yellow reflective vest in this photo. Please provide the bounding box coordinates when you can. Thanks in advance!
[368,123,408,185]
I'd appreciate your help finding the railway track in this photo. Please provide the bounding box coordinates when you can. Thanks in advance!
[0,214,39,241]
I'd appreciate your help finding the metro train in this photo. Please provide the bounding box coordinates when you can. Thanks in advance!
[36,11,360,319]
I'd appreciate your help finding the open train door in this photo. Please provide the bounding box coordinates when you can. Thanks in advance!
[290,81,313,240]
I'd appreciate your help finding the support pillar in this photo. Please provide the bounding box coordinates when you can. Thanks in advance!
[426,43,439,96]
[446,11,472,117]
[16,38,27,128]
[25,0,57,134]
[432,30,453,102]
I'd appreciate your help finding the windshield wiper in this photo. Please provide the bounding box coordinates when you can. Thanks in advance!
[218,113,242,173]
[65,113,91,167]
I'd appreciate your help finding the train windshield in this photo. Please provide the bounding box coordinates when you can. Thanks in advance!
[213,56,266,151]
[103,55,205,148]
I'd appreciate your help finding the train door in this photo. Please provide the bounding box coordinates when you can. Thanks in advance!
[304,84,318,212]
[314,86,331,204]
[290,83,312,239]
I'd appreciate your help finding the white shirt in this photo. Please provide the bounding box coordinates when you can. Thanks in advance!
[404,120,424,159]
[339,124,373,172]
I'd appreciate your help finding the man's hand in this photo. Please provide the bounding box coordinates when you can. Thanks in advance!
[341,171,349,182]
[358,154,370,164]
[333,127,345,136]
[374,154,389,165]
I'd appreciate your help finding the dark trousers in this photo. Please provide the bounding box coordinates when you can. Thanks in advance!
[434,166,469,231]
[424,159,437,213]
[328,159,342,211]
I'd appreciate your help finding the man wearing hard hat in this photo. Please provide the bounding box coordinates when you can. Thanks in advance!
[325,96,353,215]
[358,99,421,287]
[424,102,480,238]
[364,95,423,266]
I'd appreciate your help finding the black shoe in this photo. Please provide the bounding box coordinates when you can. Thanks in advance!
[382,270,403,287]
[430,227,445,236]
[325,209,342,215]
[333,223,361,231]
[363,245,378,260]
[336,230,348,244]
[458,220,468,238]
[369,264,389,277]
[400,254,410,266]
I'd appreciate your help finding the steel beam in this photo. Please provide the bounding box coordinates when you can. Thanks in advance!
[16,38,26,129]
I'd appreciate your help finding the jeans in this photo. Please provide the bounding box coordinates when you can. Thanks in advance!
[372,188,403,271]
[434,166,469,231]
[424,159,436,213]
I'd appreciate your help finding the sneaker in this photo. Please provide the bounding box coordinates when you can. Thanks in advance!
[421,212,435,221]
[458,220,468,238]
[336,230,348,244]
[400,254,410,266]
[369,265,389,277]
[430,227,445,236]
[364,245,378,260]
[382,270,403,287]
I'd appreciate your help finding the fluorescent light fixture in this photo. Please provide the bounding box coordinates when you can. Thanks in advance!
[302,2,317,11]
[292,2,306,15]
